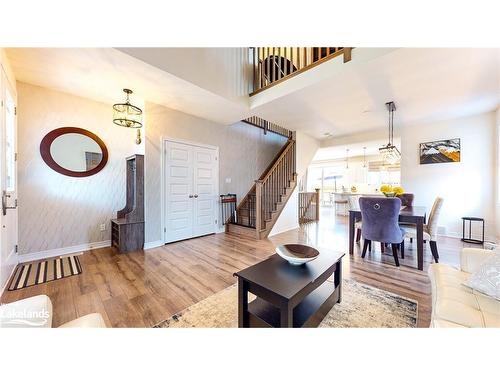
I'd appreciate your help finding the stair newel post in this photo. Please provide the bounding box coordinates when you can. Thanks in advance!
[315,188,320,221]
[255,180,263,238]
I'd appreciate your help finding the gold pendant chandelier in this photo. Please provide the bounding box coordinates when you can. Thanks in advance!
[379,101,401,165]
[113,88,143,144]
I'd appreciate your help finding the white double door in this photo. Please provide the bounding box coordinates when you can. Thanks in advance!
[165,140,218,243]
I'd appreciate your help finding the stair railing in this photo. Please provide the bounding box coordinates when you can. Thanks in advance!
[230,138,294,227]
[250,47,352,95]
[255,140,296,231]
[299,189,320,224]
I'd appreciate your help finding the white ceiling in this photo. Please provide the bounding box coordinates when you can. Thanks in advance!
[312,138,401,161]
[251,48,500,139]
[6,48,499,141]
[5,48,250,125]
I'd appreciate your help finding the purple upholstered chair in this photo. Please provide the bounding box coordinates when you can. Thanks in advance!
[359,197,405,266]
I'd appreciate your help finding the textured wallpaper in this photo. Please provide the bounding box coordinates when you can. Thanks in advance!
[17,83,287,254]
[17,82,141,254]
[145,102,287,243]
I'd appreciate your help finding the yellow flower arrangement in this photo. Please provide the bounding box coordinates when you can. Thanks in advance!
[392,186,405,196]
[380,185,405,197]
[380,185,392,193]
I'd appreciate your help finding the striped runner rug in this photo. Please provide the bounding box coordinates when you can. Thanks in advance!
[8,255,82,291]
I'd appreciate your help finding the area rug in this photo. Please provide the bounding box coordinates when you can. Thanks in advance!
[8,255,82,291]
[154,279,418,328]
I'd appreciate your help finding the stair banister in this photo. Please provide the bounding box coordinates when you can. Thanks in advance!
[255,180,263,232]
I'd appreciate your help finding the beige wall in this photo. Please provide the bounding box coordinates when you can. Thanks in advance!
[401,111,497,241]
[144,102,287,244]
[17,82,141,255]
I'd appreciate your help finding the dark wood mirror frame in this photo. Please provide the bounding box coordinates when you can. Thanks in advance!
[40,127,109,177]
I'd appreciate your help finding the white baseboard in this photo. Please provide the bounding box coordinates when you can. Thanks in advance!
[144,240,164,250]
[18,240,111,263]
[439,232,496,243]
[1,249,19,295]
[269,224,300,237]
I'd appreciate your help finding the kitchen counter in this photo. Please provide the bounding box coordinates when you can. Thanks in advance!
[332,192,383,196]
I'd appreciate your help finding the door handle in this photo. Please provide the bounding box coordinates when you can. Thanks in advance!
[189,195,194,198]
[194,194,198,198]
[2,190,17,216]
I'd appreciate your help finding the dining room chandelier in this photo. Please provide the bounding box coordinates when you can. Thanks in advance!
[113,88,143,144]
[379,101,400,165]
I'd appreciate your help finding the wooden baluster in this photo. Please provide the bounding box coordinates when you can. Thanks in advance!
[281,158,284,197]
[255,180,262,237]
[260,48,264,90]
[271,47,276,84]
[315,188,320,221]
[271,172,274,214]
[284,47,290,77]
[274,169,277,210]
[265,182,268,222]
[343,47,352,63]
[278,47,282,80]
[299,193,302,223]
[266,47,270,86]
[248,194,252,226]
[252,47,256,93]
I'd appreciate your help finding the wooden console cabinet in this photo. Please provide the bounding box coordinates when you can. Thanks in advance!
[111,154,144,253]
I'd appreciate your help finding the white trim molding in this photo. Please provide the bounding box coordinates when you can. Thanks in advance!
[144,240,164,250]
[18,240,111,263]
[1,249,19,295]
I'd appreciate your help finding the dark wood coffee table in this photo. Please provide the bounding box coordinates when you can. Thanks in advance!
[234,251,344,328]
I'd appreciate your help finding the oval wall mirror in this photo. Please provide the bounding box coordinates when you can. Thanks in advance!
[40,127,108,177]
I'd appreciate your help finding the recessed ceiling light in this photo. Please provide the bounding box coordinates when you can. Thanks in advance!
[323,132,333,137]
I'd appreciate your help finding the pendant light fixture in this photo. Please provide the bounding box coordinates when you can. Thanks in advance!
[363,146,367,168]
[346,148,349,169]
[113,88,143,144]
[379,101,400,164]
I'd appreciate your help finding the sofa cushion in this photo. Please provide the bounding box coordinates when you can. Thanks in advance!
[58,313,106,328]
[429,257,500,328]
[0,294,53,328]
[434,298,485,327]
[431,319,467,328]
[464,252,500,301]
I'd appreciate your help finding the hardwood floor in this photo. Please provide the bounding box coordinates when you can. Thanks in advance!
[1,207,476,328]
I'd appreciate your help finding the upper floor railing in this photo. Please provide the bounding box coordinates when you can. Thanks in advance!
[242,116,293,138]
[249,47,352,95]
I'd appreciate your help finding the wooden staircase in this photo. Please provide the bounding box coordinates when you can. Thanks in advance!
[226,137,297,240]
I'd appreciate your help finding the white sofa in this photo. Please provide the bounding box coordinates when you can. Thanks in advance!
[0,295,106,328]
[428,248,500,327]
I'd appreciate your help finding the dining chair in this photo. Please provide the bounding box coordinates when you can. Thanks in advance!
[398,193,414,207]
[348,196,363,243]
[401,197,443,263]
[359,197,405,266]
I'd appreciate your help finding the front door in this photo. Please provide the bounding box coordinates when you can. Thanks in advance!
[164,140,218,243]
[0,70,18,290]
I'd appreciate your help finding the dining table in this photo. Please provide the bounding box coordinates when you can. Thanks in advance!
[348,206,427,270]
